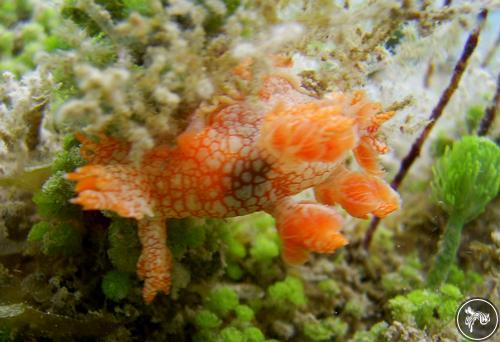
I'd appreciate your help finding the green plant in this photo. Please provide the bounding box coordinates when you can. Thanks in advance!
[351,321,389,342]
[388,284,463,330]
[168,218,208,258]
[107,218,141,273]
[249,235,279,261]
[446,265,482,293]
[101,270,132,301]
[381,254,423,293]
[428,136,500,287]
[205,287,239,318]
[465,105,484,133]
[267,276,306,308]
[32,171,81,220]
[303,317,348,341]
[0,0,64,76]
[28,221,81,256]
[193,309,222,329]
[27,134,85,256]
[234,305,254,322]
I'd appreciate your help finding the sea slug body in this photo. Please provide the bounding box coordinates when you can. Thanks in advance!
[67,62,401,303]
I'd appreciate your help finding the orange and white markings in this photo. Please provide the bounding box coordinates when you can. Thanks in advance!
[137,218,172,303]
[67,67,401,303]
[67,164,153,219]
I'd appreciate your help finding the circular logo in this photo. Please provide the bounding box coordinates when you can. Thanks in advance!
[456,297,499,341]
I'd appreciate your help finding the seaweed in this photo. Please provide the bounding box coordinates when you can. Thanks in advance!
[428,136,500,287]
[1,0,499,340]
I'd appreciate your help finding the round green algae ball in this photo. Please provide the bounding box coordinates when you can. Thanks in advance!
[101,271,132,302]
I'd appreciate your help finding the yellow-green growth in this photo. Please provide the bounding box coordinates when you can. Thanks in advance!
[344,298,365,320]
[234,305,254,322]
[267,276,306,307]
[52,137,86,172]
[27,221,51,242]
[226,262,244,280]
[28,221,81,256]
[205,287,239,318]
[219,327,244,342]
[107,218,141,273]
[101,270,132,302]
[0,27,15,56]
[220,224,247,259]
[388,285,463,329]
[242,327,265,342]
[428,136,500,287]
[0,0,61,76]
[446,265,483,293]
[168,219,208,259]
[122,0,155,16]
[381,254,423,293]
[32,171,81,220]
[318,279,341,297]
[27,134,85,256]
[465,105,484,133]
[249,235,279,261]
[351,321,389,342]
[216,326,264,342]
[193,309,222,329]
[303,317,348,341]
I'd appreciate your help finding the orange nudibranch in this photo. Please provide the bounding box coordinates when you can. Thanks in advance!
[66,67,400,303]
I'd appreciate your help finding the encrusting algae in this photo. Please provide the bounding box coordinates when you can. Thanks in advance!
[67,59,400,303]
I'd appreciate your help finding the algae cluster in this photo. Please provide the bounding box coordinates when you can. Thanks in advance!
[1,0,499,341]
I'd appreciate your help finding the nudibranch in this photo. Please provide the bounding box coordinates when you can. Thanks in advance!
[66,62,400,303]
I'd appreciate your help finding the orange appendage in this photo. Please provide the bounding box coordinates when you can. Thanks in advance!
[274,199,348,264]
[137,218,172,303]
[75,132,131,164]
[66,164,153,220]
[334,91,382,130]
[259,101,357,164]
[353,136,384,176]
[314,167,400,219]
[329,91,394,134]
[369,111,395,132]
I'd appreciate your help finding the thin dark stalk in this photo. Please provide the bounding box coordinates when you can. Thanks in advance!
[363,9,488,250]
[477,73,500,136]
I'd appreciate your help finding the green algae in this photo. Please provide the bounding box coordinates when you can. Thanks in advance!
[428,136,500,287]
[206,286,239,318]
[101,270,132,302]
[388,284,463,331]
[194,309,222,329]
[267,276,307,308]
[107,218,141,273]
[0,0,499,341]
